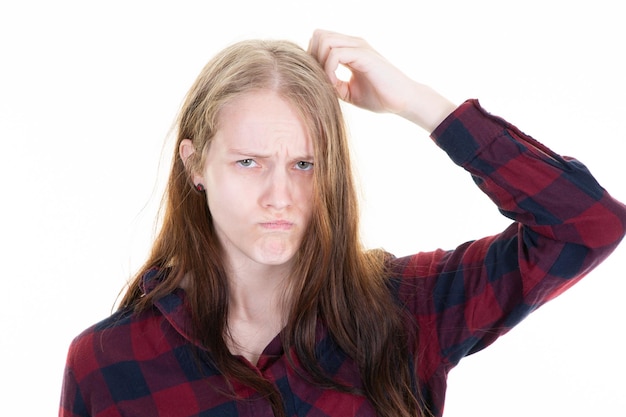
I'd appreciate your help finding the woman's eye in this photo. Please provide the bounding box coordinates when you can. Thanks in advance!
[237,159,256,167]
[295,161,313,171]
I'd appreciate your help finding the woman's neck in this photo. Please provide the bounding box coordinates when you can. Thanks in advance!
[224,261,293,365]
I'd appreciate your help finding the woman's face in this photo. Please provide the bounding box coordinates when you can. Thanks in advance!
[189,90,315,272]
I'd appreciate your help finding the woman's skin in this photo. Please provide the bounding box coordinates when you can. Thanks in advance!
[180,29,459,365]
[307,29,458,132]
[180,91,314,364]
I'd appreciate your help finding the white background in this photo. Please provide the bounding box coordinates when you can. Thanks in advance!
[1,1,625,415]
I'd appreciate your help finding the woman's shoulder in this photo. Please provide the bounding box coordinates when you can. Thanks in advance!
[72,306,136,339]
[65,306,164,372]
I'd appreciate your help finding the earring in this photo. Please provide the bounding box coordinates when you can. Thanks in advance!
[196,183,205,192]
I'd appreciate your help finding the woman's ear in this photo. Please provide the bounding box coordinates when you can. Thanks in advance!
[179,139,195,167]
[179,139,203,185]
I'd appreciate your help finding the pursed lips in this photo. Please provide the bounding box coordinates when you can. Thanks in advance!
[260,220,294,230]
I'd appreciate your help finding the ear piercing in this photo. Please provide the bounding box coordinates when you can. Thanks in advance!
[196,184,205,192]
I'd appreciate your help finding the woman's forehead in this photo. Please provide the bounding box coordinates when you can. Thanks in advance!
[213,91,312,152]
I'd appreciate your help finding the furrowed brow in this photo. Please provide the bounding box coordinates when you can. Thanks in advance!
[227,148,270,158]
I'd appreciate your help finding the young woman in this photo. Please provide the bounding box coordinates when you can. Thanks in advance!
[59,30,626,417]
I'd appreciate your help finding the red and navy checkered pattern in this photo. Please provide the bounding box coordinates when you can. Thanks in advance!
[60,99,626,417]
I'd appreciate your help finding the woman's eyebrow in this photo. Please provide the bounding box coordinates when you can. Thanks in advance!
[226,148,269,157]
[227,148,314,160]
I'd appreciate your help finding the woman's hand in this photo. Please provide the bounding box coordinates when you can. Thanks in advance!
[308,29,457,133]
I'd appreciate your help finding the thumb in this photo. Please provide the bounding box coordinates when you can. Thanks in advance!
[333,79,352,103]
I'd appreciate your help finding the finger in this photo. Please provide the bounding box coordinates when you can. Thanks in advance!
[308,29,334,67]
[333,79,351,103]
[324,47,367,103]
[325,45,375,77]
[306,30,319,56]
[308,29,332,62]
[309,29,367,68]
[323,47,363,90]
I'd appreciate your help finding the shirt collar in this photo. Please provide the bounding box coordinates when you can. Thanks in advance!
[141,267,200,348]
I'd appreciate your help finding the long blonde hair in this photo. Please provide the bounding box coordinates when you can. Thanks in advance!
[120,39,424,417]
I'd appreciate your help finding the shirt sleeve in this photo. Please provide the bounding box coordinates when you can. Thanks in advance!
[391,99,626,369]
[59,341,90,417]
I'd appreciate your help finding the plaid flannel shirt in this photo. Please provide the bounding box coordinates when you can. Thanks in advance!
[60,99,626,417]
